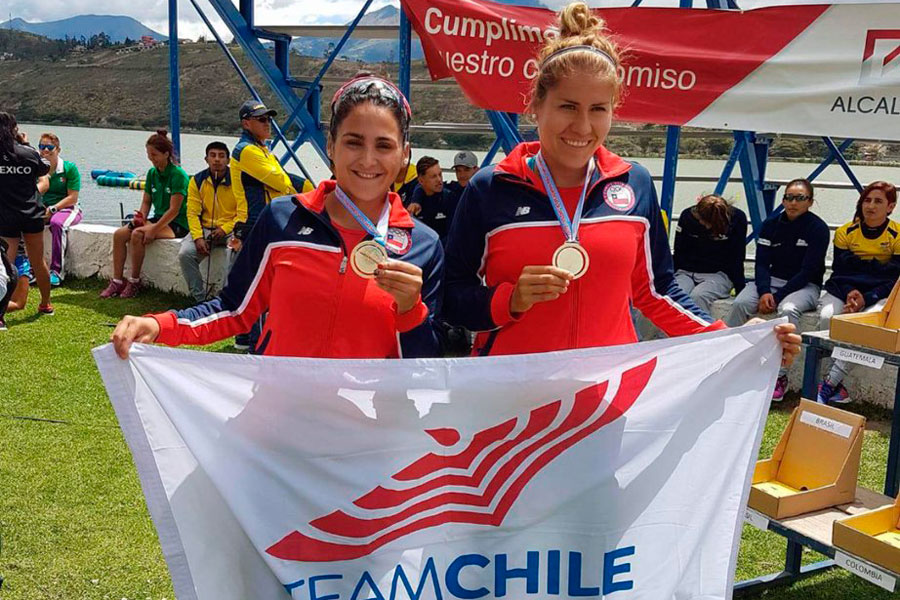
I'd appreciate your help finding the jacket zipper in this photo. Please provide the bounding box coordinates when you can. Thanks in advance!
[304,205,352,352]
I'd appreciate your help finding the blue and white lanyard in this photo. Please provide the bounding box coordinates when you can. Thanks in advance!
[534,151,595,243]
[333,185,391,245]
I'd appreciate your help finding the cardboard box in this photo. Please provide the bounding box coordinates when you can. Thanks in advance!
[834,495,900,574]
[748,399,865,519]
[830,278,900,353]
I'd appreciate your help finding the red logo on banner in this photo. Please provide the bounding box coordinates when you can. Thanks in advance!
[266,358,657,562]
[860,29,900,83]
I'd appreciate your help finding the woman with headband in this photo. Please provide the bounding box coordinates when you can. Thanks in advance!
[110,75,444,359]
[443,1,801,364]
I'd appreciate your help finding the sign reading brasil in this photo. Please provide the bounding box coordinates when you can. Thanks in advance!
[400,0,900,141]
[93,322,780,600]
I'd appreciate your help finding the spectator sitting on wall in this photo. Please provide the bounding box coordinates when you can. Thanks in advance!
[179,141,246,303]
[36,132,82,286]
[725,178,829,402]
[99,130,191,299]
[673,194,747,314]
[816,181,900,406]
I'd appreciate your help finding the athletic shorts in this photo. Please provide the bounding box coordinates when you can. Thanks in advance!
[148,216,189,239]
[0,211,44,237]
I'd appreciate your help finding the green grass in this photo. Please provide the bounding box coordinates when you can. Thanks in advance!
[1,278,897,598]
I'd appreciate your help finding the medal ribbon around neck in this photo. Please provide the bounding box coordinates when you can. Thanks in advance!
[534,151,595,244]
[333,185,391,245]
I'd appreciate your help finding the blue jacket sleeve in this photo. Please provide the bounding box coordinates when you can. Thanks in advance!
[773,219,829,304]
[442,175,501,332]
[399,239,444,358]
[727,210,747,294]
[754,220,775,295]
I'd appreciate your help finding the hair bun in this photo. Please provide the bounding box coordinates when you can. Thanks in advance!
[156,129,169,137]
[558,2,603,38]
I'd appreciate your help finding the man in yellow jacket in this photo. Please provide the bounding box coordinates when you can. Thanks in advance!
[178,141,246,302]
[231,100,313,241]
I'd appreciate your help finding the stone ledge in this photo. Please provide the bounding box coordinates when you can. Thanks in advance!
[47,223,229,297]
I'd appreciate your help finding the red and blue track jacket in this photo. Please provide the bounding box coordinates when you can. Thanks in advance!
[151,181,444,358]
[443,141,725,356]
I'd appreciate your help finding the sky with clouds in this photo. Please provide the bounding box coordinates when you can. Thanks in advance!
[3,0,401,40]
[7,0,890,40]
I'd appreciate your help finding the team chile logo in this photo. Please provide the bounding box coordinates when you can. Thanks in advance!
[385,227,412,256]
[603,182,636,212]
[266,358,657,562]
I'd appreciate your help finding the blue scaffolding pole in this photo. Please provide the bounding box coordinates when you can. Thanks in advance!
[168,0,181,158]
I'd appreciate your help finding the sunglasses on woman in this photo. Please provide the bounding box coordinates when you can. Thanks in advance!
[782,194,810,203]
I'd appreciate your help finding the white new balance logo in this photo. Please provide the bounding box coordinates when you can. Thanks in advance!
[299,226,313,235]
[515,206,531,217]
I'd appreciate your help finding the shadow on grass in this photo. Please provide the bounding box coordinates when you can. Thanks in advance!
[50,277,195,321]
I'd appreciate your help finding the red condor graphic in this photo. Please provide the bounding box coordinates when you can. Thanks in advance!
[266,358,656,563]
[861,29,900,83]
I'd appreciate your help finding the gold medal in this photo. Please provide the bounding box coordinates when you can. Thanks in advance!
[552,242,590,279]
[350,240,388,278]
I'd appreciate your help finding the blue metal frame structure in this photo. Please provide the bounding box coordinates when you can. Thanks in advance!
[167,0,866,233]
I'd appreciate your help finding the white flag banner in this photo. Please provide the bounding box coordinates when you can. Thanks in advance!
[93,322,780,600]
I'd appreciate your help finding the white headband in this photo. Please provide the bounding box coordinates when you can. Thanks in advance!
[541,45,617,69]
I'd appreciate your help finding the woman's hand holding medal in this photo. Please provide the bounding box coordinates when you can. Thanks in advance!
[374,260,423,314]
[510,265,573,314]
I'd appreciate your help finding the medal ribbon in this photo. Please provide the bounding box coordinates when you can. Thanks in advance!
[333,185,390,245]
[534,151,595,243]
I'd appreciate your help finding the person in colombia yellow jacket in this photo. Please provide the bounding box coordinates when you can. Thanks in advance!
[178,141,247,302]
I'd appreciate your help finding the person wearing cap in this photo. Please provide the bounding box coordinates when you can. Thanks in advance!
[407,156,460,245]
[231,101,314,239]
[230,100,313,350]
[446,150,479,204]
[110,75,443,361]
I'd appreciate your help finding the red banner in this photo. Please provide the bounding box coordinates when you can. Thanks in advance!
[401,0,827,125]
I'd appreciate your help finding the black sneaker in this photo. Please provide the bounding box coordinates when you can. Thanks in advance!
[0,316,7,331]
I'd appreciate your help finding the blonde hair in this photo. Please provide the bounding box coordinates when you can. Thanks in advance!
[40,132,60,148]
[528,2,622,111]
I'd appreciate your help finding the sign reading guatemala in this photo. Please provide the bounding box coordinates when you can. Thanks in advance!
[93,322,780,600]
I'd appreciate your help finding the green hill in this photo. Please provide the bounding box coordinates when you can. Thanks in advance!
[1,30,897,161]
[0,32,494,150]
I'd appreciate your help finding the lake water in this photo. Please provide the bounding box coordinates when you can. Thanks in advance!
[19,122,900,231]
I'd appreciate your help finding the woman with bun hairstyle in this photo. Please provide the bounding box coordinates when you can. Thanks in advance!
[673,194,747,314]
[443,2,800,364]
[100,130,190,299]
[111,76,443,360]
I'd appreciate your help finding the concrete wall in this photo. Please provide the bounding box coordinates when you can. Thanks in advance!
[52,224,896,407]
[50,223,230,297]
[710,301,896,408]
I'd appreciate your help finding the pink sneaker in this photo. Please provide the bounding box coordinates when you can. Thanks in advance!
[119,279,142,299]
[772,375,788,402]
[100,279,126,298]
